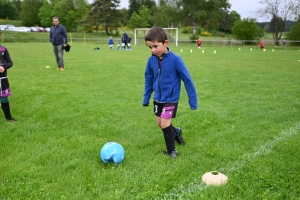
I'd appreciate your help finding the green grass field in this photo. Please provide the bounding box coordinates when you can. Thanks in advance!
[1,42,300,199]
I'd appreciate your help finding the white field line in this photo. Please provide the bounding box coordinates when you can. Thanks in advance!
[158,123,300,200]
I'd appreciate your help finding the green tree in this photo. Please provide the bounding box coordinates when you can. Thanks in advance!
[232,18,263,41]
[128,0,140,18]
[285,15,300,40]
[20,0,43,26]
[218,10,241,33]
[51,0,76,30]
[60,0,89,31]
[89,0,122,35]
[39,0,89,31]
[256,0,295,44]
[11,0,21,19]
[230,10,241,24]
[219,9,232,33]
[127,11,140,28]
[268,14,284,45]
[128,0,156,19]
[177,0,231,30]
[263,24,269,33]
[0,0,17,20]
[38,0,53,27]
[119,8,129,26]
[152,0,178,27]
[128,4,151,28]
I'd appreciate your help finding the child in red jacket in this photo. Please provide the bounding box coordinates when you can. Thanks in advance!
[259,41,265,50]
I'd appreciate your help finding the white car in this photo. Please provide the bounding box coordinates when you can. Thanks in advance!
[0,25,6,30]
[30,27,39,32]
[15,27,31,32]
[45,27,51,32]
[5,26,16,31]
[3,24,15,30]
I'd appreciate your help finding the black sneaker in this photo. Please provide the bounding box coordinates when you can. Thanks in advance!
[6,117,17,122]
[163,150,178,158]
[175,128,185,145]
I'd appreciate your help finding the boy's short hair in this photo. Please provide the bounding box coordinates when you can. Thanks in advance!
[145,26,167,44]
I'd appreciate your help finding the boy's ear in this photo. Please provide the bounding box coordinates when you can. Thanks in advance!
[164,40,169,46]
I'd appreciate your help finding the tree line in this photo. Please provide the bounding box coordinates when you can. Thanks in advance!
[0,0,300,43]
[0,0,240,33]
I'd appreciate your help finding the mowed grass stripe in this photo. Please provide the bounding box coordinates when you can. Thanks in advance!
[161,122,300,199]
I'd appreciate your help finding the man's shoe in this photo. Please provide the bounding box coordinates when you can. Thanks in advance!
[6,117,17,122]
[56,67,60,70]
[59,68,65,71]
[163,150,178,158]
[175,128,185,145]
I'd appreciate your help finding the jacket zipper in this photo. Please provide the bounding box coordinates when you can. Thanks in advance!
[158,58,162,102]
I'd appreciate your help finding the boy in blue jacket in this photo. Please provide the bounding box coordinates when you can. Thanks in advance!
[108,36,114,50]
[143,27,198,158]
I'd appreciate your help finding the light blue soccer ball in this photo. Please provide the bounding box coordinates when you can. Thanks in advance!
[100,142,125,164]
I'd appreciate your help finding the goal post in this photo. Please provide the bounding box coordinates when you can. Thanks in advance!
[134,28,178,47]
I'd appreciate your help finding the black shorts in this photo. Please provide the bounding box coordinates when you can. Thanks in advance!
[153,101,178,119]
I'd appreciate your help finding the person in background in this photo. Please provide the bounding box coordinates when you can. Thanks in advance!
[197,38,202,49]
[50,17,68,71]
[128,36,132,50]
[121,36,125,50]
[259,40,265,51]
[122,32,129,50]
[108,36,114,50]
[0,43,16,122]
[117,39,121,50]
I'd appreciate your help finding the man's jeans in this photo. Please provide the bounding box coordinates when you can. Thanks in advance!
[53,45,64,68]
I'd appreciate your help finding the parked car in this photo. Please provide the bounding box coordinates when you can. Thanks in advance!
[0,25,6,30]
[5,24,15,28]
[45,27,51,32]
[30,27,39,32]
[2,24,15,30]
[37,27,45,32]
[15,27,31,32]
[5,26,16,31]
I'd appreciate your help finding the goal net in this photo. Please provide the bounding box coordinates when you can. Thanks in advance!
[134,28,178,47]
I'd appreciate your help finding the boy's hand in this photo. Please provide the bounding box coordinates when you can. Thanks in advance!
[0,66,4,73]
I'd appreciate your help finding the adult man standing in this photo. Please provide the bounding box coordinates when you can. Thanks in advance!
[122,32,129,50]
[50,17,68,71]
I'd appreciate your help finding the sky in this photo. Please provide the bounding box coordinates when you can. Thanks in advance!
[229,0,266,22]
[117,0,267,22]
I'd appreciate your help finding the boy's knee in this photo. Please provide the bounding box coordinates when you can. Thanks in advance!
[160,123,170,129]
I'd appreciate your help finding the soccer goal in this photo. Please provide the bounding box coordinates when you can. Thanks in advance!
[134,28,178,47]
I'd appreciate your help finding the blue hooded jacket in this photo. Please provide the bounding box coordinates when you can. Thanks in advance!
[108,38,114,45]
[49,24,68,46]
[143,50,198,110]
